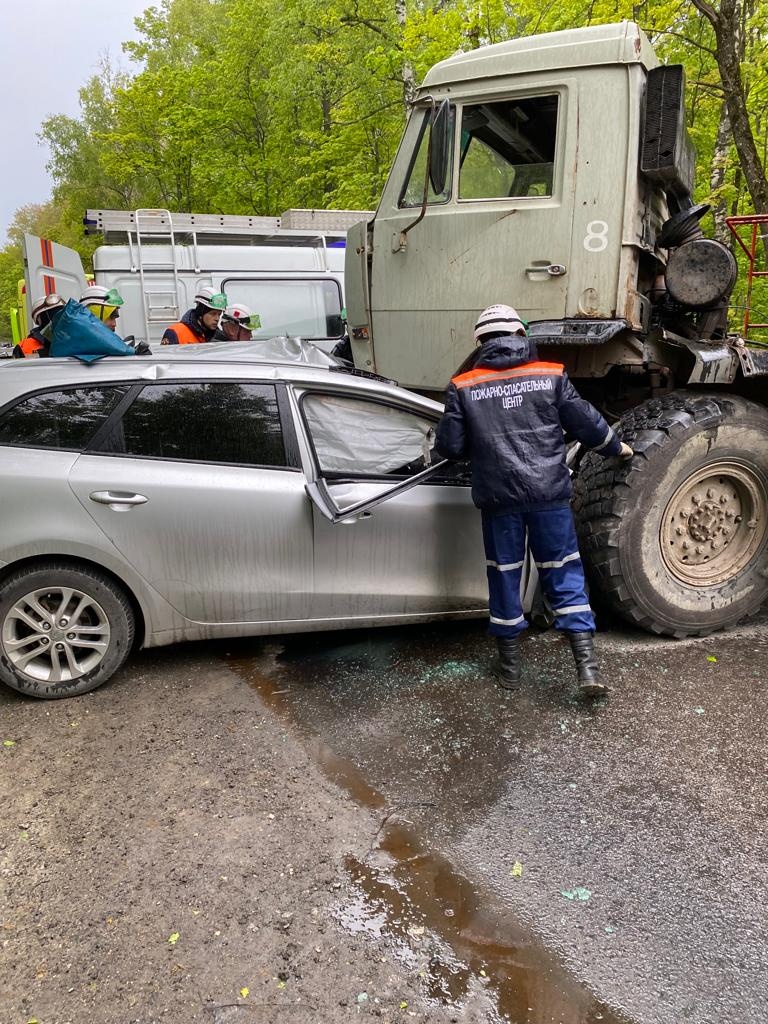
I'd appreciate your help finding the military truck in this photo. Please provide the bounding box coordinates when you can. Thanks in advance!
[345,20,768,638]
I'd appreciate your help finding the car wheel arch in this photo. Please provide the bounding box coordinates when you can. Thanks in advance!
[0,554,147,650]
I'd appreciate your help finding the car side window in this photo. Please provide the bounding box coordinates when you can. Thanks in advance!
[94,382,286,466]
[302,393,437,478]
[0,386,130,451]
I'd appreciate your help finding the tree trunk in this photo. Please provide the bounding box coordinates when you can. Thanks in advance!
[691,0,768,216]
[394,0,415,110]
[709,103,731,242]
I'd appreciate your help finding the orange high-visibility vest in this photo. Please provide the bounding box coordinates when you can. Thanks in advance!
[19,335,44,356]
[161,321,204,345]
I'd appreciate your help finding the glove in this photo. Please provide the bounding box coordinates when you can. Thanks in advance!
[619,442,634,460]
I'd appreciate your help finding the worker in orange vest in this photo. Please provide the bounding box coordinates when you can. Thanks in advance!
[12,293,67,358]
[161,287,227,345]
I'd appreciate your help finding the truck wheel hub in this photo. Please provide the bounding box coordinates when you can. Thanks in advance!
[687,501,724,542]
[661,462,767,585]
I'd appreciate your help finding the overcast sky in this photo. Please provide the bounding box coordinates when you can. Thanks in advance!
[0,0,150,245]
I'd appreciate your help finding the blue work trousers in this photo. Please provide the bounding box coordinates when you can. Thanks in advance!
[481,506,595,637]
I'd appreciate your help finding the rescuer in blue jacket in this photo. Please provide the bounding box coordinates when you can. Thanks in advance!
[435,304,633,697]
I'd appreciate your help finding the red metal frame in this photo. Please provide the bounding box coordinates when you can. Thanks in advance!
[727,213,768,335]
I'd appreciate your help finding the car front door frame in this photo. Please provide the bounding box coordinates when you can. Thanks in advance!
[290,385,452,523]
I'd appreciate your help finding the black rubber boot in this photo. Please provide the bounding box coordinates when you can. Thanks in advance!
[567,631,608,698]
[495,637,522,690]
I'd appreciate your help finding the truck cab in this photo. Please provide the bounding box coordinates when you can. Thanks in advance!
[346,22,672,390]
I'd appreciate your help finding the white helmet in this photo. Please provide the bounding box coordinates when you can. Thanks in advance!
[220,302,256,332]
[30,293,66,326]
[80,285,124,309]
[194,285,227,311]
[474,304,526,343]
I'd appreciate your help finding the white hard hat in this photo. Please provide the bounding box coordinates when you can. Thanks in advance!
[80,285,124,309]
[194,285,227,311]
[221,302,255,329]
[30,293,66,326]
[474,304,526,343]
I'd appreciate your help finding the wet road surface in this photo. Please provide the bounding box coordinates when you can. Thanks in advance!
[223,616,768,1024]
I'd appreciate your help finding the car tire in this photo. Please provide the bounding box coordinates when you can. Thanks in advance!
[0,563,135,699]
[573,392,768,637]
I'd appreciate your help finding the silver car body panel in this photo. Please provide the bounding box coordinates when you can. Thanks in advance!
[69,456,314,623]
[0,350,501,648]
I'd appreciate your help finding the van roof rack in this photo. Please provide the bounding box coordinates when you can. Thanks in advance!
[83,208,373,246]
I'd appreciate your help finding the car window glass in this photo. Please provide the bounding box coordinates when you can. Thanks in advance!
[0,386,129,451]
[96,382,285,466]
[459,95,558,200]
[223,279,344,340]
[303,393,435,476]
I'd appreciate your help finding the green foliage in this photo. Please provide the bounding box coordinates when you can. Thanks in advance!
[2,0,768,341]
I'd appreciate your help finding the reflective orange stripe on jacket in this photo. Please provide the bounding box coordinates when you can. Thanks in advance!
[19,335,44,356]
[163,321,203,345]
[452,361,564,389]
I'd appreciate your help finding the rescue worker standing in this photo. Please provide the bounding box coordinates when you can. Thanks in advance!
[161,286,227,345]
[79,286,125,333]
[212,302,257,341]
[12,294,67,358]
[434,304,633,698]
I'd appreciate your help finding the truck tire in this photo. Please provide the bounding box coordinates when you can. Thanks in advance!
[573,392,768,637]
[0,563,134,699]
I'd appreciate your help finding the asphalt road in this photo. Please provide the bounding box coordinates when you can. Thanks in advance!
[2,615,767,1023]
[227,614,768,1024]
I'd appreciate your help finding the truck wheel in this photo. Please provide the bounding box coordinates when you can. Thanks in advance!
[0,563,134,698]
[573,392,768,637]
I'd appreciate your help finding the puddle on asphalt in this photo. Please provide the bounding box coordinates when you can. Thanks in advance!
[227,649,630,1024]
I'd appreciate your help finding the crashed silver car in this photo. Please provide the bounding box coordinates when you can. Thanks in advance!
[0,341,539,699]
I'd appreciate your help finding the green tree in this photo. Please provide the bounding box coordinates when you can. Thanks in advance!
[11,0,768,322]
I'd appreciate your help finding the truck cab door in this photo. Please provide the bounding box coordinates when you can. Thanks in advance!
[23,234,88,319]
[367,84,577,390]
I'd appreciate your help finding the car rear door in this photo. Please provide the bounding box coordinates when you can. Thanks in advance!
[68,375,313,624]
[295,385,491,620]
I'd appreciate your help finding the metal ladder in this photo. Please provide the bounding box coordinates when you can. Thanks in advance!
[132,209,194,340]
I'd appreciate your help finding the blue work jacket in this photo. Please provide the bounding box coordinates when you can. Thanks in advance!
[435,336,621,513]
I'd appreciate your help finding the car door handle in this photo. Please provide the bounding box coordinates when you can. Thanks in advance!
[339,511,373,524]
[89,490,148,509]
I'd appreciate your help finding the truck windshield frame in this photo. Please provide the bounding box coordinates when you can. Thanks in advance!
[398,105,455,209]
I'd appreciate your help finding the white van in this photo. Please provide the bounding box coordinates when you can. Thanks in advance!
[23,207,372,349]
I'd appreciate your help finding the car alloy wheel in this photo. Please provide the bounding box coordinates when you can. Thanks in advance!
[2,586,111,683]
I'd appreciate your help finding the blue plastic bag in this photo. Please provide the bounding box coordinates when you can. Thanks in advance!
[50,299,136,363]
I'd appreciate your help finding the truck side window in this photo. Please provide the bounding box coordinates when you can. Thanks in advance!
[459,95,559,200]
[399,108,455,209]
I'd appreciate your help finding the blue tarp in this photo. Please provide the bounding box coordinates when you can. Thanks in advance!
[50,300,135,363]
